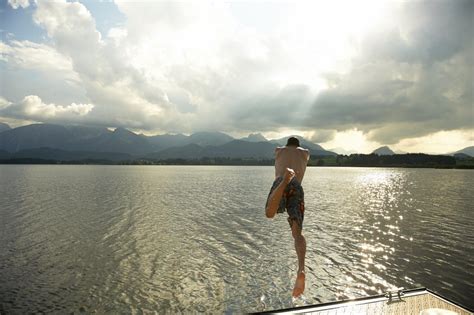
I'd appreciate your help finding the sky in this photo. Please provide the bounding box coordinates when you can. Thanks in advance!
[0,0,472,154]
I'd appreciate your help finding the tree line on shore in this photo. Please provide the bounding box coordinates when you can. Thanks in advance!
[1,153,473,168]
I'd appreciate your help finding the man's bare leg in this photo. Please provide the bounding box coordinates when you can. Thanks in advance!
[291,222,306,297]
[265,168,295,218]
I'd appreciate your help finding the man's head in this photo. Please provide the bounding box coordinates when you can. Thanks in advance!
[286,136,300,147]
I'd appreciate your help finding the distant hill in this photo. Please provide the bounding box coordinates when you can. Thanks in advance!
[205,140,277,158]
[240,133,267,142]
[0,124,154,155]
[0,122,11,133]
[452,146,474,157]
[148,133,190,151]
[0,124,79,152]
[372,146,395,155]
[453,153,471,159]
[188,131,234,146]
[329,147,357,155]
[148,131,234,150]
[0,123,335,160]
[0,149,10,159]
[85,127,152,155]
[146,140,278,160]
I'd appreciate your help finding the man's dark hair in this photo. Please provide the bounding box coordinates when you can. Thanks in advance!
[286,136,300,147]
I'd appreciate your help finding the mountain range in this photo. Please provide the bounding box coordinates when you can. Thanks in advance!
[452,146,474,157]
[0,123,472,161]
[0,123,336,161]
[0,122,11,133]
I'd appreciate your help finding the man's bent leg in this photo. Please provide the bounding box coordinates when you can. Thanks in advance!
[291,221,306,297]
[265,168,295,218]
[265,179,287,218]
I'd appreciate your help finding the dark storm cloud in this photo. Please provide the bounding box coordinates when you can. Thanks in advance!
[227,84,314,131]
[302,0,473,144]
[361,0,473,64]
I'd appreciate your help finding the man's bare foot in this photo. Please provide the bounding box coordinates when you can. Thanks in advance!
[292,270,305,297]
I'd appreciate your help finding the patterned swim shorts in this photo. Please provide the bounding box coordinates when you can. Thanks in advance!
[265,176,305,229]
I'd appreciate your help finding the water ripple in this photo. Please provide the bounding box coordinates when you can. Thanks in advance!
[0,165,472,313]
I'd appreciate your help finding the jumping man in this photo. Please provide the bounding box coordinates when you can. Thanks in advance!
[265,136,310,298]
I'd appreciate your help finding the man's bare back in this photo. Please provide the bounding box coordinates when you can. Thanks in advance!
[274,146,310,184]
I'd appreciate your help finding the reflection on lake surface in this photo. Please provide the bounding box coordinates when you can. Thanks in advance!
[0,165,473,313]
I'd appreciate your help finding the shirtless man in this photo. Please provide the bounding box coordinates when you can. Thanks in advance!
[265,136,310,298]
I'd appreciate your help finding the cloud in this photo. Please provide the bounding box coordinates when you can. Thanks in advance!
[304,0,473,144]
[8,0,30,9]
[26,0,174,129]
[0,96,11,110]
[0,95,93,123]
[0,40,79,82]
[32,0,103,77]
[0,0,472,148]
[309,130,336,143]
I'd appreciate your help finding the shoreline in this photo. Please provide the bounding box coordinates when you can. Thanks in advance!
[1,158,473,169]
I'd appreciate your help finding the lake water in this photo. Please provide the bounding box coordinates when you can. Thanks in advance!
[0,165,473,313]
